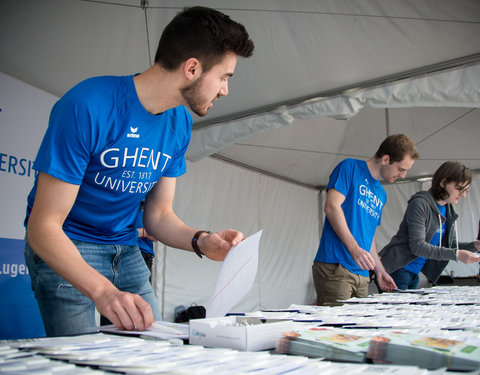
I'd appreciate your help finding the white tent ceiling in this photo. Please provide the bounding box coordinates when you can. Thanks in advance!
[1,0,479,189]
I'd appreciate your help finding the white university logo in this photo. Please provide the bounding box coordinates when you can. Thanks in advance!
[127,126,140,138]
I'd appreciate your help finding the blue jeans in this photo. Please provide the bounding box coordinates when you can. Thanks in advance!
[390,268,419,290]
[25,237,161,337]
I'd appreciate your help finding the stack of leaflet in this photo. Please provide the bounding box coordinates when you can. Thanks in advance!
[100,321,189,340]
[275,327,371,363]
[366,331,480,371]
[4,332,431,374]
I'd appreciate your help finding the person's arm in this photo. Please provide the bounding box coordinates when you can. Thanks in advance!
[370,238,397,291]
[403,199,479,265]
[27,172,154,331]
[405,199,458,261]
[457,240,479,252]
[323,188,375,270]
[143,176,243,261]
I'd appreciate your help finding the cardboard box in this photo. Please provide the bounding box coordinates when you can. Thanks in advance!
[189,316,293,351]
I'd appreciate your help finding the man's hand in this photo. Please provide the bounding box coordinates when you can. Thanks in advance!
[93,288,154,331]
[349,246,375,270]
[457,249,480,264]
[375,271,397,292]
[200,229,244,261]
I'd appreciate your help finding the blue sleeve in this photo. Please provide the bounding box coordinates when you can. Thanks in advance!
[327,159,354,197]
[33,92,93,185]
[161,106,192,178]
[162,139,188,178]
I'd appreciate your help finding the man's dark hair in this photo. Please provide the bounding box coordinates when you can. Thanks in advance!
[155,6,254,72]
[431,161,473,201]
[374,134,419,164]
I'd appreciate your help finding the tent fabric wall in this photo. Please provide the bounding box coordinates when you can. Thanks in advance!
[153,157,320,322]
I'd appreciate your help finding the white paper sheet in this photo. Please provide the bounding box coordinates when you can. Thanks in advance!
[206,230,263,318]
[99,321,189,340]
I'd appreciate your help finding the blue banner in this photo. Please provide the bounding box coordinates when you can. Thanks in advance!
[0,238,45,339]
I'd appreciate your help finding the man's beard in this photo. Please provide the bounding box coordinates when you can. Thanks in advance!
[181,75,210,117]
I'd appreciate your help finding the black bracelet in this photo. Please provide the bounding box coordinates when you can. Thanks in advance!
[191,230,211,258]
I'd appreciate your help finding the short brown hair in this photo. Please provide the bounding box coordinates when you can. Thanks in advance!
[155,6,254,73]
[431,161,473,201]
[374,134,419,163]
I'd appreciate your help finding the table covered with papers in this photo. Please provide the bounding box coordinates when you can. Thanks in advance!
[1,286,480,374]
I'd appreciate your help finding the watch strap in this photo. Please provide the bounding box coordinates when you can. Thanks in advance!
[192,230,211,258]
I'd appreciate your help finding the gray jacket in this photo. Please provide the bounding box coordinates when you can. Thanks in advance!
[379,190,476,284]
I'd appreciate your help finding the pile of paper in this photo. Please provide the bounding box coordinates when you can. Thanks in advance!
[275,325,480,372]
[366,331,480,371]
[275,327,371,363]
[287,286,480,331]
[5,333,307,373]
[3,332,431,374]
[99,321,189,340]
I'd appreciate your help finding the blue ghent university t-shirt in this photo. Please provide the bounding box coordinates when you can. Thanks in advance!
[314,159,387,277]
[25,75,192,245]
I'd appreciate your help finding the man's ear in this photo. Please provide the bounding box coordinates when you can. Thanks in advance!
[184,58,201,80]
[381,154,390,165]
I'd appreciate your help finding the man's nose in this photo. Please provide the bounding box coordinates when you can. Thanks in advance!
[219,81,229,96]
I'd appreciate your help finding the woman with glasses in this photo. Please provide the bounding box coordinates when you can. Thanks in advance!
[379,161,480,290]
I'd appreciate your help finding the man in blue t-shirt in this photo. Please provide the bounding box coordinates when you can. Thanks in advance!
[312,134,419,306]
[24,6,254,336]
